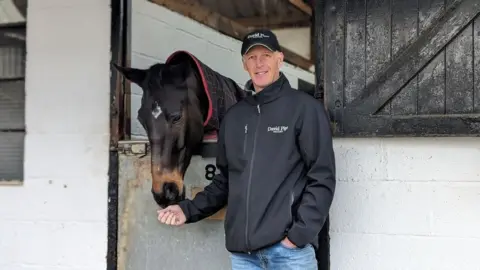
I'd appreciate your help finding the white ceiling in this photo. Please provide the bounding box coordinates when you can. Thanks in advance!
[0,0,25,24]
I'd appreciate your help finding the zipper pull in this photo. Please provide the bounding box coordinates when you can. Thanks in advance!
[257,104,261,114]
[245,124,248,134]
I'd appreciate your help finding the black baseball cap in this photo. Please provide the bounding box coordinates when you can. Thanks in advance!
[240,29,282,56]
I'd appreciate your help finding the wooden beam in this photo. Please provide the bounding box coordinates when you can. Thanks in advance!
[148,0,313,70]
[346,0,480,115]
[235,15,311,29]
[289,0,312,16]
[0,28,26,45]
[191,186,226,221]
[12,0,27,18]
[343,114,480,137]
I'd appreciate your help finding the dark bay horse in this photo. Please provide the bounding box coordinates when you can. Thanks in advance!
[113,50,246,208]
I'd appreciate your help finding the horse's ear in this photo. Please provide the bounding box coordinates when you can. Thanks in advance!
[112,63,146,85]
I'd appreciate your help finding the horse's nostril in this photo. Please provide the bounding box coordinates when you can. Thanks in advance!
[163,182,181,201]
[151,189,167,208]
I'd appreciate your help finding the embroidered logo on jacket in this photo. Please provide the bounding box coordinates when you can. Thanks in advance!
[267,126,288,133]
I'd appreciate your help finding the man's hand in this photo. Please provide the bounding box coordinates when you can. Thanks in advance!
[281,237,297,248]
[157,205,187,226]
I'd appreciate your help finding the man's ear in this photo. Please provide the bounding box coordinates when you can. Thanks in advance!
[242,57,248,72]
[112,63,146,85]
[276,52,284,67]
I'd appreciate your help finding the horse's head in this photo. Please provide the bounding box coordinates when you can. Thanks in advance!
[113,58,208,208]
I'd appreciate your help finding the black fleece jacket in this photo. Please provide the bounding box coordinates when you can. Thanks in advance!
[178,73,336,253]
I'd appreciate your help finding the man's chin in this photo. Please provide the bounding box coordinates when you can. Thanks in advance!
[252,79,271,89]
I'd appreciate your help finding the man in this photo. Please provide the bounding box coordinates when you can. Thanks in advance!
[157,29,336,270]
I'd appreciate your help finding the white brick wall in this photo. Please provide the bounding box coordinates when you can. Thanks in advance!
[0,1,111,270]
[130,0,315,138]
[330,137,480,269]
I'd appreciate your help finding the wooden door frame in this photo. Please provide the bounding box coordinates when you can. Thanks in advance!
[108,0,130,269]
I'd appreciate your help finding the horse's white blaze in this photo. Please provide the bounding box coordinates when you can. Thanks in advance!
[152,103,163,119]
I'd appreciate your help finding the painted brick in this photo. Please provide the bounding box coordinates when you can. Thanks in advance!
[134,1,243,54]
[0,1,110,269]
[331,180,480,237]
[428,182,480,238]
[384,137,480,181]
[334,137,480,182]
[0,220,107,268]
[330,232,480,269]
[333,138,388,181]
[25,6,110,135]
[130,94,144,137]
[22,134,109,179]
[330,181,434,236]
[331,137,480,269]
[28,0,109,9]
[0,177,108,223]
[0,266,94,270]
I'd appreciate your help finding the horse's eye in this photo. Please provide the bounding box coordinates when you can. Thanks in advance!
[169,113,182,124]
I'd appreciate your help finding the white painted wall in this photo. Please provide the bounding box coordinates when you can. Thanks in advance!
[330,137,480,269]
[0,1,111,270]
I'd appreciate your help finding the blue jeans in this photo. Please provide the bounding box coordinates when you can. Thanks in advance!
[230,242,317,270]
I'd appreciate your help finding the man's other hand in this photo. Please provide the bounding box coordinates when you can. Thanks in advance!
[157,205,187,226]
[281,237,297,248]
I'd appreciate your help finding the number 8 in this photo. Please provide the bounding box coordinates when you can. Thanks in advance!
[205,164,216,180]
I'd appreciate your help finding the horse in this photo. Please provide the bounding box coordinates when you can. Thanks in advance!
[113,50,246,208]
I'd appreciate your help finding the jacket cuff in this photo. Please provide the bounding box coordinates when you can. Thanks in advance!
[177,200,193,224]
[287,225,311,248]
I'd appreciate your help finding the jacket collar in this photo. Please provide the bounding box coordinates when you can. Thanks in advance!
[244,72,289,105]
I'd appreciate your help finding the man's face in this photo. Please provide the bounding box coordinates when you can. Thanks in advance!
[242,45,284,92]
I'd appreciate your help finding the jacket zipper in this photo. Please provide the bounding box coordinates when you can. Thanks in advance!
[245,104,261,253]
[243,124,248,154]
[289,191,294,224]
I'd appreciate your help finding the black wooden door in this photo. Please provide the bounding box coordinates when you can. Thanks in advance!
[323,0,480,136]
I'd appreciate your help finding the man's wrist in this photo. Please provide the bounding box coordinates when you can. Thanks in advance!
[177,199,191,223]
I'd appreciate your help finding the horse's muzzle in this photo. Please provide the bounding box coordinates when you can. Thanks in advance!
[151,182,186,208]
